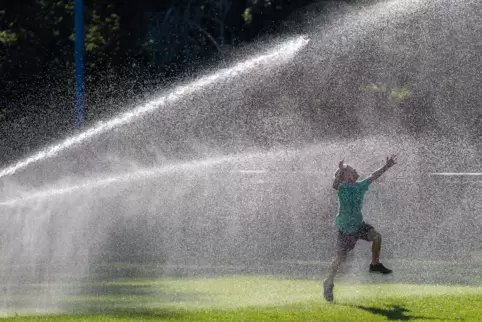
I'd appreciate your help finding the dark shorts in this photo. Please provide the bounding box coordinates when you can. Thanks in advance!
[336,222,375,255]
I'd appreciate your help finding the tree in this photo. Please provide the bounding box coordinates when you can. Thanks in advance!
[0,1,121,117]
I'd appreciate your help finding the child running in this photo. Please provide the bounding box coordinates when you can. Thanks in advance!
[323,154,397,302]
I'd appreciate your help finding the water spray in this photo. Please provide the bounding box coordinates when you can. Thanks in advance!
[0,155,240,207]
[0,36,309,180]
[430,173,482,176]
[0,166,328,207]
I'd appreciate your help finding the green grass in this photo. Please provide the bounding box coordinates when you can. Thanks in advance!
[1,275,482,321]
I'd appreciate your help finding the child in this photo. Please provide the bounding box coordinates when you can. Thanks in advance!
[323,155,397,302]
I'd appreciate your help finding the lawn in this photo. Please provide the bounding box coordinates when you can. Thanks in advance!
[1,274,481,321]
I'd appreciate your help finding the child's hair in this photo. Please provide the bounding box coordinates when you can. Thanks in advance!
[334,165,347,179]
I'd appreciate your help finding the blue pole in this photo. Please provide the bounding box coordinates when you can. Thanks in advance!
[74,0,84,128]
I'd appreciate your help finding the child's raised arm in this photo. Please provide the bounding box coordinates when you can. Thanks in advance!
[332,160,345,190]
[368,154,397,183]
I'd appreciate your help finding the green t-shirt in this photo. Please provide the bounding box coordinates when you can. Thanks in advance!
[334,178,371,235]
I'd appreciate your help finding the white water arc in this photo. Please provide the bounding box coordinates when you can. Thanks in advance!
[0,36,309,179]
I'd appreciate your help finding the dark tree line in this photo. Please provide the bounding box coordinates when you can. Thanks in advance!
[0,0,336,123]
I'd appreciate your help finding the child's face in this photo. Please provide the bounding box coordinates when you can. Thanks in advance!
[343,165,359,181]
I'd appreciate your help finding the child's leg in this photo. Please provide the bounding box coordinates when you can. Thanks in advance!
[366,229,382,265]
[323,253,345,302]
[361,223,392,274]
[326,232,357,284]
[326,252,347,284]
[323,232,357,301]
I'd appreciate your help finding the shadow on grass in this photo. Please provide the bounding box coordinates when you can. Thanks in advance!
[343,304,441,321]
[59,282,210,319]
[62,308,189,321]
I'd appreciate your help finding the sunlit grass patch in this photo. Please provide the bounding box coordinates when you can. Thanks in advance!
[2,275,482,321]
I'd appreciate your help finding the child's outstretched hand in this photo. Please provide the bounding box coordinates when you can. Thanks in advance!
[386,154,397,168]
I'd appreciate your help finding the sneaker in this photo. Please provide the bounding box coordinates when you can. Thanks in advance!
[323,279,334,302]
[369,263,392,274]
